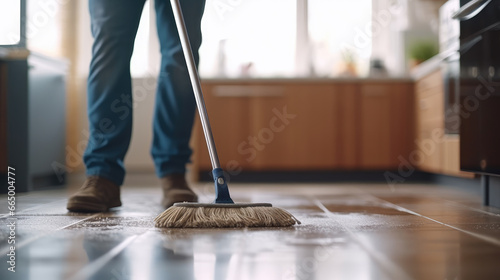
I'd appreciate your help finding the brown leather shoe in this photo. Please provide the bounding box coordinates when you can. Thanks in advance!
[67,176,122,212]
[161,173,198,208]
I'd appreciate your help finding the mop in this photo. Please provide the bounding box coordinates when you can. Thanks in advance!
[154,0,301,228]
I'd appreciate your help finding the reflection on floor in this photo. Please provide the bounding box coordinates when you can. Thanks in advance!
[1,176,500,280]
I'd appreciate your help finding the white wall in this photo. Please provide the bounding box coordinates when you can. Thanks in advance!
[125,77,157,171]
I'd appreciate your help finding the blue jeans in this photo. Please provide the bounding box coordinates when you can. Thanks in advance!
[84,0,205,185]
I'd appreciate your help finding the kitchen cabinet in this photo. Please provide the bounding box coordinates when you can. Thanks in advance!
[359,83,414,169]
[359,84,393,168]
[192,79,414,176]
[0,52,68,193]
[195,83,253,171]
[413,70,473,178]
[249,83,341,170]
[195,82,342,172]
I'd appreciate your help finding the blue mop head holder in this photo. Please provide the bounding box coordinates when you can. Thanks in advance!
[212,168,234,204]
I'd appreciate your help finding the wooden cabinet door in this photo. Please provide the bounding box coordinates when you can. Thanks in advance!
[359,84,393,169]
[414,70,445,173]
[389,83,415,167]
[413,70,473,178]
[359,83,413,169]
[249,83,339,170]
[197,84,252,171]
[195,81,414,174]
[415,130,443,173]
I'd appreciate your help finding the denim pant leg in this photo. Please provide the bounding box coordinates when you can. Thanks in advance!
[84,0,146,185]
[151,0,206,178]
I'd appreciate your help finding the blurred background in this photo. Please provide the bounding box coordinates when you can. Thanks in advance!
[2,0,499,207]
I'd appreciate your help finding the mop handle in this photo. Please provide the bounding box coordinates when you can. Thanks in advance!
[170,0,221,170]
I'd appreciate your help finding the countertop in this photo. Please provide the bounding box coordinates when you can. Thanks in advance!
[0,47,30,60]
[201,54,443,83]
[410,54,442,80]
[201,61,441,83]
[201,76,414,83]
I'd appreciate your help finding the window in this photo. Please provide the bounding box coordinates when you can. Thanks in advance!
[131,0,373,78]
[199,0,297,78]
[308,0,372,77]
[199,0,372,78]
[0,0,22,46]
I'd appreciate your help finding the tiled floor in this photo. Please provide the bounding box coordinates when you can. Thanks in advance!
[1,175,500,280]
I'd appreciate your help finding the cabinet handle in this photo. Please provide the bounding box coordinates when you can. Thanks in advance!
[213,85,284,97]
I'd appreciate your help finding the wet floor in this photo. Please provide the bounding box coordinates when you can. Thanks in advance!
[1,176,500,280]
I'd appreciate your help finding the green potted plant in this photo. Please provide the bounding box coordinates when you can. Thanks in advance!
[408,41,438,69]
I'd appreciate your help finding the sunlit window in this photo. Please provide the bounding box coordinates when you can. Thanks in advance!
[130,0,373,78]
[0,0,22,45]
[199,0,297,78]
[26,0,62,56]
[198,0,372,78]
[308,0,372,77]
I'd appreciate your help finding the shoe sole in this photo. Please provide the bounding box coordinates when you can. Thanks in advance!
[67,200,122,213]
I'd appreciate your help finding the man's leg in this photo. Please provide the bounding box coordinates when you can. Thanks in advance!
[151,0,206,178]
[84,0,146,186]
[68,0,145,212]
[152,0,206,208]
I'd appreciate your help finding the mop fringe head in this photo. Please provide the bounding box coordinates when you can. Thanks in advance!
[154,203,301,228]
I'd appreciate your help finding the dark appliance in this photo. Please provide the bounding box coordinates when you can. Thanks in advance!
[454,0,500,206]
[456,0,500,175]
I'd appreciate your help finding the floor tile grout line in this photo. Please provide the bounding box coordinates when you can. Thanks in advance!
[67,234,140,280]
[0,198,68,219]
[0,213,101,256]
[311,197,412,280]
[365,194,500,247]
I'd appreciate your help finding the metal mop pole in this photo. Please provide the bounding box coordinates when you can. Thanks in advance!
[170,0,232,203]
